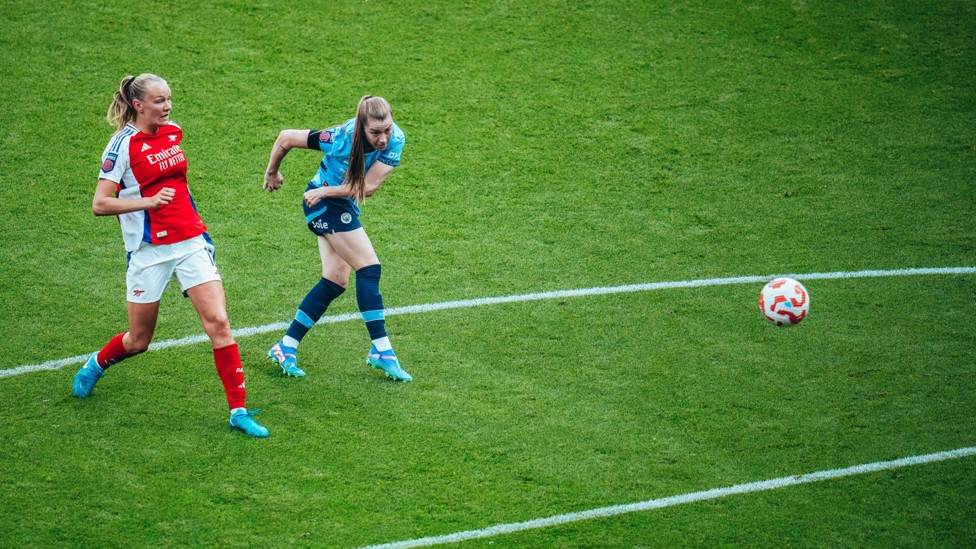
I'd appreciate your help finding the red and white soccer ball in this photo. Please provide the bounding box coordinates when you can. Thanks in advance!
[759,277,810,326]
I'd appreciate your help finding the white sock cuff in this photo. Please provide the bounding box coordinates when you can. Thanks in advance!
[372,337,392,352]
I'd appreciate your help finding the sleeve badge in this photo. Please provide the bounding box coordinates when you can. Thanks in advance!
[101,153,118,172]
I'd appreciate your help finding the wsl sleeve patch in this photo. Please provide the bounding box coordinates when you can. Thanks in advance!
[101,153,118,173]
[308,127,338,151]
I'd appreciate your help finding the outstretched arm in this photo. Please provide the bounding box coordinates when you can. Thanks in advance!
[264,130,311,192]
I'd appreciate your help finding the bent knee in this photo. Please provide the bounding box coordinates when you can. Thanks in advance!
[126,340,151,354]
[322,264,353,285]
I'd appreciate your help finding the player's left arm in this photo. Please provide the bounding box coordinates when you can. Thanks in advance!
[363,161,396,197]
[304,132,403,204]
[363,133,403,197]
[304,163,395,204]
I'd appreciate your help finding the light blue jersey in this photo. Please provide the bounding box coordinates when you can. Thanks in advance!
[308,119,405,191]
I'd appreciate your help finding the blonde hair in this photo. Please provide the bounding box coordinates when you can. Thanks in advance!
[106,73,168,130]
[346,95,392,204]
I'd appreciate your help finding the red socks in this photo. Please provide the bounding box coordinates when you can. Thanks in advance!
[213,343,247,409]
[96,332,136,370]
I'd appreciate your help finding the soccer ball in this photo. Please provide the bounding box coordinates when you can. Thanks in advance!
[759,277,810,326]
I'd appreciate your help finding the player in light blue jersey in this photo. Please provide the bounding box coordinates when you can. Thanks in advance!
[263,96,412,381]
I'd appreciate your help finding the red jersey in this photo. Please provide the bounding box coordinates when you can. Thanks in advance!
[98,122,207,252]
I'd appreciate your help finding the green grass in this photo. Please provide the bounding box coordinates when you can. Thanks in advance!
[1,0,974,547]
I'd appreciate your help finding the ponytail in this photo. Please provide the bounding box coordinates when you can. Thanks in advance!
[346,95,392,204]
[105,73,167,130]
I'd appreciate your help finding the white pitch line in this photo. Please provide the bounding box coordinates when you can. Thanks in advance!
[2,265,974,379]
[361,446,976,549]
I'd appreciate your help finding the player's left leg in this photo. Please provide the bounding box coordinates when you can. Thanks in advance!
[186,280,268,437]
[183,255,268,437]
[326,228,412,382]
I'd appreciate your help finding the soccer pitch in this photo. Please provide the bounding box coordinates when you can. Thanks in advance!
[1,1,974,547]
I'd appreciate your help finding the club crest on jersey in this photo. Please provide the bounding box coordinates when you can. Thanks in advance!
[340,213,353,224]
[101,153,117,172]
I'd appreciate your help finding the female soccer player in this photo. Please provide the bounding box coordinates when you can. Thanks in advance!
[72,74,269,437]
[263,95,412,382]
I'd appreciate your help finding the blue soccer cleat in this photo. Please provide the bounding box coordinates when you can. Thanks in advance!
[366,345,413,382]
[229,409,269,437]
[72,353,104,398]
[268,340,306,378]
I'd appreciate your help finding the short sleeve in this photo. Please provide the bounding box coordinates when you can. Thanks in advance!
[308,126,339,154]
[99,138,129,183]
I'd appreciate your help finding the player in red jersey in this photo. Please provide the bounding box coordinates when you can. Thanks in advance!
[72,74,269,437]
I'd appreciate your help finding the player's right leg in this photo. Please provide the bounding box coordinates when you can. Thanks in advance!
[73,302,157,397]
[269,236,351,377]
[74,245,167,397]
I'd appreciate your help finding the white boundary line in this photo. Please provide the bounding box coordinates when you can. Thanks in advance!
[361,446,976,548]
[2,266,974,379]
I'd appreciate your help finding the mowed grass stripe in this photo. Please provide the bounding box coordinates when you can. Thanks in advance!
[2,265,973,379]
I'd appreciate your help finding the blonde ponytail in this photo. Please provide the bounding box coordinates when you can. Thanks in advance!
[105,73,167,130]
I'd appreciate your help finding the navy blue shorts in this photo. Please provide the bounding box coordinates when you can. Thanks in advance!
[303,185,362,236]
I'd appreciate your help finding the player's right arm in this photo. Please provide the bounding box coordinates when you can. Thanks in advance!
[264,130,312,192]
[92,178,174,216]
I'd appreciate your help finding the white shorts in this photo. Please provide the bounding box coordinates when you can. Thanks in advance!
[126,235,221,303]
